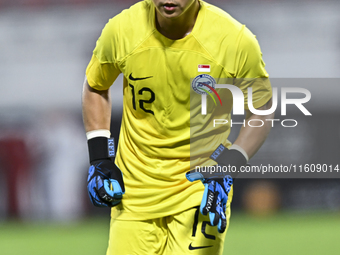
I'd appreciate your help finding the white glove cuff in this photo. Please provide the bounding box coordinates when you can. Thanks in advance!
[86,129,111,140]
[229,144,249,162]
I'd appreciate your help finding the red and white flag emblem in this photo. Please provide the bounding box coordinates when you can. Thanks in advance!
[198,64,210,72]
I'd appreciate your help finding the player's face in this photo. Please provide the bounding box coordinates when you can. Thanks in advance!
[152,0,197,19]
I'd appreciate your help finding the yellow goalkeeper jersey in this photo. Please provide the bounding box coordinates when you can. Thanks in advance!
[86,0,272,220]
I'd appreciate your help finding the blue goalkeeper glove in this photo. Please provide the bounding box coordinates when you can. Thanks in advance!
[186,171,233,233]
[86,136,125,207]
[87,159,125,207]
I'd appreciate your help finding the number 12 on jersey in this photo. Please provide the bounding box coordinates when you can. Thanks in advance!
[129,84,155,115]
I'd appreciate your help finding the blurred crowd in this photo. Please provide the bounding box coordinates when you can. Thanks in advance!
[0,110,88,221]
[0,0,137,8]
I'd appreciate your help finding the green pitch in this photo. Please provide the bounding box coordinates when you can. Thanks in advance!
[1,212,340,255]
[226,211,340,255]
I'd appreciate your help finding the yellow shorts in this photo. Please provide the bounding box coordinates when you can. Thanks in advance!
[106,205,231,255]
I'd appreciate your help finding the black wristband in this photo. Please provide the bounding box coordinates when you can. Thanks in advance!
[210,144,247,178]
[87,137,115,164]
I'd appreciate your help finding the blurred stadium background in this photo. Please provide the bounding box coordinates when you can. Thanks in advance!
[0,0,340,254]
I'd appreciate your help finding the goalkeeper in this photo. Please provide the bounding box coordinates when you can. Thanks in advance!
[82,0,274,254]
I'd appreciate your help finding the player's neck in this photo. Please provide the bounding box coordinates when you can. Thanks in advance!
[155,1,200,40]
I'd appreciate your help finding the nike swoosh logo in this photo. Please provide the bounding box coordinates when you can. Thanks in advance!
[129,73,153,81]
[188,243,213,250]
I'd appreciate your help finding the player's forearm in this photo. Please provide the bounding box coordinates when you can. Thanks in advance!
[82,77,111,133]
[233,98,274,159]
